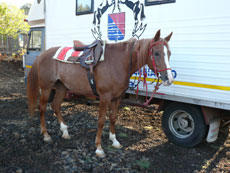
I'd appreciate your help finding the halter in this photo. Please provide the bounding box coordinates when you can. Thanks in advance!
[148,39,171,77]
[133,39,172,105]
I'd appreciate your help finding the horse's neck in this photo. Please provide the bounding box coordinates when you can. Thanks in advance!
[130,39,150,74]
[104,39,149,79]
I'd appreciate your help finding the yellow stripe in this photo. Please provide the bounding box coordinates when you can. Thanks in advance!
[173,81,230,91]
[25,65,32,68]
[130,76,158,82]
[130,76,230,91]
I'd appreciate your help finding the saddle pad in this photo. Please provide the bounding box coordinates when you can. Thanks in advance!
[52,47,82,63]
[52,43,105,64]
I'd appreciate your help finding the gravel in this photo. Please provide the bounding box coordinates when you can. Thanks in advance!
[0,60,230,172]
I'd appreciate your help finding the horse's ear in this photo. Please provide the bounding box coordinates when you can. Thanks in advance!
[165,32,173,42]
[154,29,161,41]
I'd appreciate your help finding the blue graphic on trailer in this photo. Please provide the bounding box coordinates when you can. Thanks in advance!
[129,69,177,88]
[108,13,125,41]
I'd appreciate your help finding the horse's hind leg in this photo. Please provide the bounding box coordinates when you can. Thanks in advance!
[109,99,122,149]
[51,82,70,139]
[40,88,52,142]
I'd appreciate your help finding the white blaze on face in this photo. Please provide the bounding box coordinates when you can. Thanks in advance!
[163,45,174,85]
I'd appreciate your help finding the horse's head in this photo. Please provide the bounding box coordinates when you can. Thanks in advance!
[147,30,173,86]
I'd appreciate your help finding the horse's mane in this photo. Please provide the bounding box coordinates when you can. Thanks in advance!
[105,37,137,46]
[134,38,152,68]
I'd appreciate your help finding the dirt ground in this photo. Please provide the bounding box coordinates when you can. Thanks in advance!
[0,61,230,173]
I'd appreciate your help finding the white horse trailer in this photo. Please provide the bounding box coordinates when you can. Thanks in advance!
[25,0,230,147]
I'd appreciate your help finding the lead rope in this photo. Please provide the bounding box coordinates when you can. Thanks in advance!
[135,68,160,106]
[134,39,160,105]
[143,67,148,102]
[131,39,170,106]
[143,78,161,106]
[143,39,173,106]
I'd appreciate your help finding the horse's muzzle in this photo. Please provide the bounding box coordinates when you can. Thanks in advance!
[160,71,174,86]
[162,79,173,86]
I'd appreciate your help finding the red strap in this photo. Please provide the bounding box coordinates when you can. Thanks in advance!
[149,39,170,75]
[143,39,168,106]
[143,67,148,102]
[144,79,161,106]
[151,54,158,76]
[136,69,142,98]
[158,68,171,72]
[136,39,170,105]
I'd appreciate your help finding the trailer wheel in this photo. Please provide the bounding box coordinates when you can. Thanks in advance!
[162,103,208,147]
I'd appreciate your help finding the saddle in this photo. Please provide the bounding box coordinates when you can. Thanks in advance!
[71,40,104,96]
[69,40,103,70]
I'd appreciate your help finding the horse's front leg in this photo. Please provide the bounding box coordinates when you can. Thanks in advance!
[109,99,122,149]
[95,95,110,158]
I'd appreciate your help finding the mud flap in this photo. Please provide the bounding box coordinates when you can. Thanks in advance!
[201,106,221,143]
[206,118,221,143]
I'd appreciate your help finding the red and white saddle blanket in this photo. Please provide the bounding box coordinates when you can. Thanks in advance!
[52,44,105,63]
[52,47,81,63]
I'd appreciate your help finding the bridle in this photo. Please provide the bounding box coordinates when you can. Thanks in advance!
[132,39,172,105]
[148,39,171,77]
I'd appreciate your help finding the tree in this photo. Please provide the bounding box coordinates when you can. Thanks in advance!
[0,3,30,38]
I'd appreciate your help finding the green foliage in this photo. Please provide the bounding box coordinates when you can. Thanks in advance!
[134,158,151,169]
[118,132,128,138]
[0,3,30,38]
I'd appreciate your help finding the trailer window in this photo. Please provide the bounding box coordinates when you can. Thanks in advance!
[76,0,94,15]
[28,30,42,51]
[145,0,175,6]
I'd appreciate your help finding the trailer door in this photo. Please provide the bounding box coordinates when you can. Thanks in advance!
[24,27,45,80]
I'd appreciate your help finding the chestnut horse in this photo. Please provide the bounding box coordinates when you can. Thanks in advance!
[27,30,173,157]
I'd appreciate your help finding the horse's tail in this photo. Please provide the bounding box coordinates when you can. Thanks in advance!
[27,59,39,115]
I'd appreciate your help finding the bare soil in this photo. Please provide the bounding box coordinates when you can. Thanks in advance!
[0,61,230,173]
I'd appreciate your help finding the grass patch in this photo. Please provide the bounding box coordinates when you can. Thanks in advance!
[118,132,128,138]
[105,145,118,152]
[134,158,151,169]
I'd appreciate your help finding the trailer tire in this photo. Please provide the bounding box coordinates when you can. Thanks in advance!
[162,103,208,147]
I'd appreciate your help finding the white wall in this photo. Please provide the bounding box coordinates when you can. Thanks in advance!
[45,0,230,109]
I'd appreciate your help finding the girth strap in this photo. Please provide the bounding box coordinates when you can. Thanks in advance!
[87,70,98,96]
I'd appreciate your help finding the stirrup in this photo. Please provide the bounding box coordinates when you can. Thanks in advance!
[85,56,94,64]
[85,59,94,64]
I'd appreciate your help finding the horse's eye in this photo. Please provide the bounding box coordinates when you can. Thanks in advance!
[154,52,160,57]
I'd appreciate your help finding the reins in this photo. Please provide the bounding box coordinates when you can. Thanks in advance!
[130,39,170,106]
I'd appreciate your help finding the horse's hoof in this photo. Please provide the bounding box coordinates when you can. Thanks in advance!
[44,136,53,143]
[109,132,122,149]
[112,142,122,149]
[95,149,105,158]
[62,134,71,140]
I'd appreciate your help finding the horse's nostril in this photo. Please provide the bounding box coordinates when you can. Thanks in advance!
[164,76,168,81]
